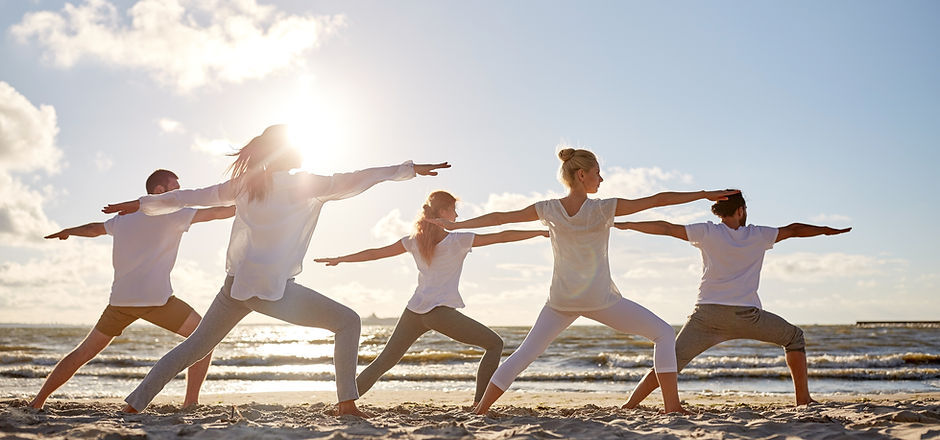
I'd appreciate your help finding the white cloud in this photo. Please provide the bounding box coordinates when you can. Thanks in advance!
[810,213,853,224]
[596,166,694,199]
[158,117,185,134]
[94,150,113,171]
[371,208,411,243]
[0,81,62,174]
[11,0,346,93]
[0,82,64,247]
[763,252,893,282]
[191,135,237,156]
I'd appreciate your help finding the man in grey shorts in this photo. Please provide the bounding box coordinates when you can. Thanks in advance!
[616,192,851,407]
[29,170,235,409]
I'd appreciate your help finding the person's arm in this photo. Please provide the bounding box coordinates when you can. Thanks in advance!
[615,190,740,216]
[314,241,408,266]
[471,230,549,247]
[44,223,107,240]
[432,205,540,230]
[191,206,236,224]
[614,221,688,241]
[103,180,239,216]
[301,162,450,202]
[775,223,852,243]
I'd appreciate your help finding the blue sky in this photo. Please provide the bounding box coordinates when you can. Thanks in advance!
[0,0,937,326]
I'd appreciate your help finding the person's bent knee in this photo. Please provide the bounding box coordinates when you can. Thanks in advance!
[485,335,504,353]
[784,326,806,353]
[652,321,677,345]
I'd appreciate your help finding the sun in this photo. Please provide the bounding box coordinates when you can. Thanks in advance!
[277,78,350,174]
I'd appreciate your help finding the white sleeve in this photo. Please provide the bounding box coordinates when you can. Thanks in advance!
[139,181,238,215]
[103,215,119,236]
[760,226,779,250]
[685,223,709,247]
[601,198,617,227]
[307,161,415,202]
[533,200,551,226]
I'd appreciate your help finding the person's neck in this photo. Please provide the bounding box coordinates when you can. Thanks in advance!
[563,188,588,202]
[721,217,742,229]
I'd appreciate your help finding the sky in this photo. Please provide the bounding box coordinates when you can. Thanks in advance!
[0,0,937,326]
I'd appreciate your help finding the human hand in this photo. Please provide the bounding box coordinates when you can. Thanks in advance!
[414,162,451,176]
[313,258,342,266]
[705,189,741,202]
[44,230,70,240]
[102,200,140,215]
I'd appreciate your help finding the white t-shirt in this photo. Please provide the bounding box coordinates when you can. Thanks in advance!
[534,198,622,312]
[139,162,415,301]
[103,209,197,307]
[400,232,475,314]
[685,222,779,308]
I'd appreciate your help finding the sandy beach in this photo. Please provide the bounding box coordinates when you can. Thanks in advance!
[2,391,938,439]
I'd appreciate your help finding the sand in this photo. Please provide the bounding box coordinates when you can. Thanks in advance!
[2,391,939,439]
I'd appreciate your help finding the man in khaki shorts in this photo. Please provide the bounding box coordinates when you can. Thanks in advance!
[29,169,235,409]
[614,192,851,408]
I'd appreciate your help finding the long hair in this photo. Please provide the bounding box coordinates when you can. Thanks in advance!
[411,191,457,264]
[557,147,599,189]
[227,125,291,202]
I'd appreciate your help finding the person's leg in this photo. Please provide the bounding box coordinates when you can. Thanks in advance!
[140,296,214,408]
[173,312,212,408]
[622,308,724,409]
[125,283,249,412]
[245,280,365,416]
[355,310,428,396]
[29,327,115,409]
[734,308,812,405]
[585,298,686,413]
[421,307,504,405]
[474,305,576,414]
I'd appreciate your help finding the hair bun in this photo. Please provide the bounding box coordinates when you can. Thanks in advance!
[558,148,575,162]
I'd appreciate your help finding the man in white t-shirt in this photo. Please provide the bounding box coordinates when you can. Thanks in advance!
[616,192,851,408]
[29,169,235,409]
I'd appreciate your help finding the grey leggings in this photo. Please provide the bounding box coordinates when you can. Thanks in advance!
[674,304,805,371]
[356,306,503,403]
[125,276,361,411]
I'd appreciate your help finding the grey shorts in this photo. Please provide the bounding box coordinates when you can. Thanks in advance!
[674,303,805,371]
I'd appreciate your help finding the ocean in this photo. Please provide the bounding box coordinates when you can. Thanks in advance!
[1,323,938,400]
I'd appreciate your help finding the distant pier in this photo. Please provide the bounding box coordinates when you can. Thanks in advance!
[856,321,940,328]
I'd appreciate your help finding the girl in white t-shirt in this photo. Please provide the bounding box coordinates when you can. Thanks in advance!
[315,191,548,406]
[104,125,450,417]
[434,148,737,415]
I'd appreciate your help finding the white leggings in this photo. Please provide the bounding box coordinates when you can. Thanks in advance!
[490,298,677,390]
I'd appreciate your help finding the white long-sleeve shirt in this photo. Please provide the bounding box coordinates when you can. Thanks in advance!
[139,161,416,301]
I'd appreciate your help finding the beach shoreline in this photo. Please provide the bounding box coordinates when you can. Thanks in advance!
[3,390,938,439]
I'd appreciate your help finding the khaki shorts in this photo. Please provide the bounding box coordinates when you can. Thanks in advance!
[94,296,196,337]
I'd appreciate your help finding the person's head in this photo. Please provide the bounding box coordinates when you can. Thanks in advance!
[557,148,602,193]
[711,191,747,226]
[412,191,458,264]
[145,169,180,195]
[228,124,303,202]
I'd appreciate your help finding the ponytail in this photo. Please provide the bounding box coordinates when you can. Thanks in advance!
[411,191,457,264]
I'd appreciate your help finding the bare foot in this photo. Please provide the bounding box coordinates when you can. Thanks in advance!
[27,399,43,410]
[797,398,820,406]
[180,402,200,412]
[620,402,637,410]
[661,406,693,415]
[335,401,370,418]
[122,404,139,414]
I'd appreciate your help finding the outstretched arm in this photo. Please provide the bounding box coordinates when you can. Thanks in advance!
[104,180,239,216]
[191,206,236,224]
[44,223,106,240]
[614,221,688,241]
[615,190,739,216]
[775,223,851,243]
[432,205,539,230]
[304,162,450,202]
[472,230,549,247]
[314,241,407,266]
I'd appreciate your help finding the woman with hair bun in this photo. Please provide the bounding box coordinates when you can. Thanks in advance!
[103,124,450,417]
[432,148,738,415]
[314,190,548,406]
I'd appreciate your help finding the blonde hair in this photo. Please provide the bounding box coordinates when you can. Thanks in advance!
[411,191,457,264]
[227,125,292,202]
[557,147,599,188]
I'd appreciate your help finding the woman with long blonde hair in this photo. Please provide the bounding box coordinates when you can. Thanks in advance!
[104,124,449,417]
[432,148,738,415]
[315,190,548,406]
